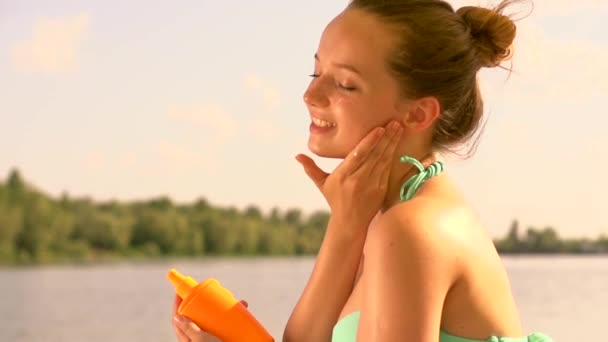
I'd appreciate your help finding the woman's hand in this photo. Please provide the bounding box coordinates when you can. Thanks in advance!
[296,120,403,228]
[172,295,249,342]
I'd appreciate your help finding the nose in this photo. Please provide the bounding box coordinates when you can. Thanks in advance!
[303,77,330,108]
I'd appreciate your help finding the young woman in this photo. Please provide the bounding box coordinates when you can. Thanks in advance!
[172,1,553,341]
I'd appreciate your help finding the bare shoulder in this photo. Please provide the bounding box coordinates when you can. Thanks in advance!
[369,196,462,248]
[358,180,521,339]
[364,195,475,281]
[354,196,468,341]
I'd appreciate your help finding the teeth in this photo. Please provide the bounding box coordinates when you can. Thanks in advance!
[312,117,336,128]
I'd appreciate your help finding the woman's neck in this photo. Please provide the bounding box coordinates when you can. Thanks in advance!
[381,145,438,213]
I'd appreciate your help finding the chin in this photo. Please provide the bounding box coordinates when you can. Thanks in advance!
[308,140,347,159]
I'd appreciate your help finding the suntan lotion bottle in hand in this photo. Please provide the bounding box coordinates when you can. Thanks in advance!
[168,268,274,342]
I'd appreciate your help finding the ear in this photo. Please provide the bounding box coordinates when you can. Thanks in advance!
[402,96,441,131]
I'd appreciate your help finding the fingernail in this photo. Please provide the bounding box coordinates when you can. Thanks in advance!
[377,127,386,136]
[173,316,184,325]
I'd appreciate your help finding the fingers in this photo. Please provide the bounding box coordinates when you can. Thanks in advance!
[174,316,202,342]
[375,124,403,188]
[171,296,248,342]
[364,121,403,178]
[350,121,402,178]
[295,154,330,190]
[173,294,183,316]
[338,126,386,175]
[173,294,185,341]
[174,322,191,342]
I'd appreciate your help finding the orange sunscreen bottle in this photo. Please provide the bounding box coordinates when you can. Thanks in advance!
[167,268,274,342]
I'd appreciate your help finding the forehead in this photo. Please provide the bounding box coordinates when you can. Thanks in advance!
[317,8,395,75]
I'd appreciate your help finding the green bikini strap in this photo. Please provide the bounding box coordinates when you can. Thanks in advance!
[399,155,445,202]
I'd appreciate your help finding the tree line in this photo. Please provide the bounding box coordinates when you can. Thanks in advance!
[494,220,608,254]
[0,169,606,265]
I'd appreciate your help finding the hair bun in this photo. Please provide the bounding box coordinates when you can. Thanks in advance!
[457,1,518,69]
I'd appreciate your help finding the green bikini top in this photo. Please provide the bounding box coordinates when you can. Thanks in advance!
[399,155,444,201]
[331,156,553,342]
[332,311,553,342]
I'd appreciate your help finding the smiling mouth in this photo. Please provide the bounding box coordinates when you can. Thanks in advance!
[311,116,337,128]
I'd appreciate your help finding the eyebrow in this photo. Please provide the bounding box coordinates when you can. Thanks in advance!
[315,53,362,76]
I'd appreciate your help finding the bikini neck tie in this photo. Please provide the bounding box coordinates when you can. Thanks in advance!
[399,155,445,201]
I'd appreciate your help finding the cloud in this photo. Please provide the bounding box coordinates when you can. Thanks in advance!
[82,150,138,172]
[83,151,105,171]
[509,22,608,100]
[243,73,263,90]
[534,0,607,15]
[156,141,201,171]
[475,21,608,108]
[249,118,279,141]
[381,1,607,107]
[12,13,89,74]
[116,152,138,169]
[168,103,238,143]
[262,87,281,112]
[243,73,282,111]
[447,0,606,15]
[242,73,283,141]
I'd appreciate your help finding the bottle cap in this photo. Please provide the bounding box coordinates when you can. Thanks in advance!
[167,268,198,299]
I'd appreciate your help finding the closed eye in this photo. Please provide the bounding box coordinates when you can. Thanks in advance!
[309,73,356,92]
[337,83,356,92]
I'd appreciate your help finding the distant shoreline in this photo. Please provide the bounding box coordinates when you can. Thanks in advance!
[2,252,608,268]
[1,169,606,266]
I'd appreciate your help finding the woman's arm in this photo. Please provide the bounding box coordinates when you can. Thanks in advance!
[356,202,458,342]
[284,122,403,342]
[282,216,368,342]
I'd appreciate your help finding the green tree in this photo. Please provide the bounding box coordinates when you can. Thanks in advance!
[6,169,26,203]
[259,223,297,255]
[71,209,132,251]
[203,212,240,254]
[12,192,76,262]
[0,201,23,263]
[234,219,261,254]
[130,206,189,254]
[522,227,562,253]
[268,207,281,224]
[244,205,262,220]
[496,220,521,253]
[306,211,329,232]
[285,208,302,227]
[598,234,608,252]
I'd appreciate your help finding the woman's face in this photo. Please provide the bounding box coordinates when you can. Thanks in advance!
[304,8,410,158]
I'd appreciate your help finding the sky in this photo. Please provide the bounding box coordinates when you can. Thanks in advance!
[0,0,606,238]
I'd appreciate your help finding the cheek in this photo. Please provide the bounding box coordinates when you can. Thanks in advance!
[335,96,395,136]
[328,101,379,154]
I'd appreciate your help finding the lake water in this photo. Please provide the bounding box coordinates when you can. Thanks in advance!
[1,255,606,341]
